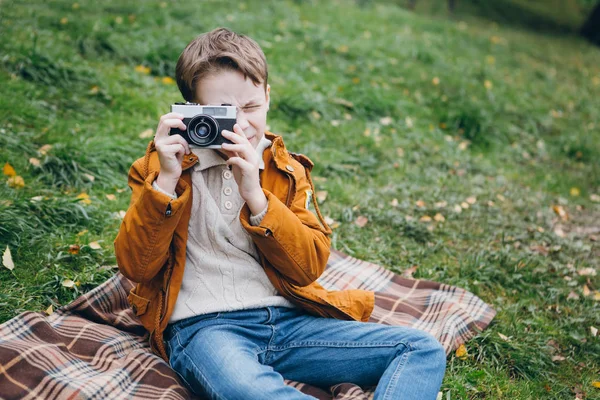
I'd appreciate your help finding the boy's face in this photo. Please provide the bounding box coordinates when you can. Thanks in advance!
[196,69,270,149]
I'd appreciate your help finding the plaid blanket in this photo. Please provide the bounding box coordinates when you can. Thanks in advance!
[0,249,496,399]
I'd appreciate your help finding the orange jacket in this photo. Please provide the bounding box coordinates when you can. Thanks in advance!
[114,132,374,361]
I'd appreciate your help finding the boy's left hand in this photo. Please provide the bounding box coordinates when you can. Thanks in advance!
[221,124,267,215]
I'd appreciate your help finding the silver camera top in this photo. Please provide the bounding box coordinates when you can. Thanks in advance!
[171,103,237,119]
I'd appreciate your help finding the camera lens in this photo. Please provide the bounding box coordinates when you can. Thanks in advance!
[195,122,210,138]
[187,115,219,146]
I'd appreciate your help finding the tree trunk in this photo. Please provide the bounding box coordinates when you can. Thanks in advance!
[581,2,600,46]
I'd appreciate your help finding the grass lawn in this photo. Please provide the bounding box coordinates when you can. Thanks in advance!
[1,0,599,398]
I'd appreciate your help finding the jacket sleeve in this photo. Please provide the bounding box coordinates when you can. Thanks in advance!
[240,161,332,287]
[114,158,191,283]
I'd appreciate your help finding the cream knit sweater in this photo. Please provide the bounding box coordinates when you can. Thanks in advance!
[164,137,295,323]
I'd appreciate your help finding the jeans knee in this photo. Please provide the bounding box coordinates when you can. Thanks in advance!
[417,333,447,369]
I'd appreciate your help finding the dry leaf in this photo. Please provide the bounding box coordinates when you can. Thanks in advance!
[453,204,462,213]
[567,291,580,300]
[3,162,16,177]
[460,202,469,209]
[134,65,151,74]
[45,304,54,315]
[592,381,600,389]
[118,210,127,219]
[455,344,468,360]
[62,279,76,288]
[415,200,426,208]
[88,241,102,250]
[552,205,568,221]
[583,285,591,297]
[30,196,43,202]
[83,173,95,182]
[458,141,469,151]
[38,144,52,155]
[577,268,597,277]
[420,215,432,222]
[355,216,368,228]
[3,246,14,271]
[570,187,580,197]
[396,148,404,157]
[591,327,598,337]
[433,213,445,222]
[594,291,600,301]
[590,194,600,203]
[498,332,509,341]
[466,196,477,205]
[434,201,447,208]
[29,157,41,167]
[7,176,24,188]
[551,355,566,362]
[390,198,399,207]
[161,76,175,85]
[105,194,117,201]
[77,229,89,236]
[138,129,154,139]
[401,265,418,278]
[68,244,80,255]
[316,191,328,203]
[380,117,393,126]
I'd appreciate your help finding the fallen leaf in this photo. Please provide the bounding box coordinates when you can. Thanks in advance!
[7,176,25,188]
[45,305,54,315]
[433,213,445,222]
[118,210,127,219]
[30,196,43,202]
[316,191,328,203]
[396,148,404,157]
[592,381,600,389]
[567,291,580,300]
[29,157,41,167]
[484,80,493,90]
[88,241,102,250]
[3,163,16,176]
[420,215,432,222]
[161,76,175,84]
[583,285,591,297]
[134,65,151,74]
[380,117,393,126]
[466,196,477,205]
[83,173,95,182]
[105,194,117,201]
[38,144,52,155]
[415,200,426,208]
[460,202,469,209]
[435,201,447,208]
[76,193,91,205]
[590,194,600,202]
[331,98,354,109]
[390,198,399,207]
[401,265,418,278]
[62,279,76,288]
[455,344,468,360]
[570,187,580,197]
[68,244,80,255]
[498,332,509,341]
[594,291,600,301]
[552,205,568,221]
[77,229,89,236]
[355,216,368,227]
[577,268,596,277]
[3,246,14,271]
[138,129,154,139]
[552,355,566,362]
[591,327,598,337]
[458,141,469,151]
[432,77,440,85]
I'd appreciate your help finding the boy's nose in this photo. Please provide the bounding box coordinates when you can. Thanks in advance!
[236,114,250,131]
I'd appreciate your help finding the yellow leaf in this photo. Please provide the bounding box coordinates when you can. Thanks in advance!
[29,157,41,167]
[583,284,591,297]
[420,215,432,222]
[134,65,151,74]
[455,344,468,359]
[3,162,16,177]
[355,216,368,228]
[433,213,445,222]
[570,187,580,197]
[310,111,321,120]
[7,176,25,188]
[62,279,76,288]
[337,44,349,53]
[416,200,426,208]
[461,202,469,209]
[88,241,102,250]
[594,291,600,301]
[77,229,89,236]
[486,55,495,65]
[3,246,14,271]
[352,77,360,84]
[316,191,328,203]
[105,194,117,201]
[89,85,99,94]
[161,76,175,85]
[45,304,54,315]
[72,2,80,9]
[432,77,440,85]
[68,244,80,255]
[484,80,493,90]
[76,193,91,205]
[60,17,68,25]
[592,381,600,389]
[552,205,568,221]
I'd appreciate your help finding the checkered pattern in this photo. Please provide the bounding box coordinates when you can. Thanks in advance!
[0,249,495,399]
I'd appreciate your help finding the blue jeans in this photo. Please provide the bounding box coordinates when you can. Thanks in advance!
[164,306,446,400]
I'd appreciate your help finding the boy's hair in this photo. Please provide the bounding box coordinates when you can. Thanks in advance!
[175,27,268,102]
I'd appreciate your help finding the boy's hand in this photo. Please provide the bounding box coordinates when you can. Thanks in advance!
[154,112,190,195]
[221,124,267,215]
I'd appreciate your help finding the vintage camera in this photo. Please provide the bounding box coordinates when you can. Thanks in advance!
[169,102,236,148]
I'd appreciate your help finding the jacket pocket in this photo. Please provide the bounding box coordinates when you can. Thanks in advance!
[128,287,150,316]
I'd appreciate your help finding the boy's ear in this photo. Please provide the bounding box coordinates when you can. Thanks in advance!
[266,84,271,112]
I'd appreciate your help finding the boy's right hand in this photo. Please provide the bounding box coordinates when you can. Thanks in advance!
[154,112,190,195]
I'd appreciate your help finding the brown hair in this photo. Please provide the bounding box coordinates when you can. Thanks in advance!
[175,28,268,102]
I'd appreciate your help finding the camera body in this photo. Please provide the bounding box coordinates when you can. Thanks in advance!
[169,102,236,148]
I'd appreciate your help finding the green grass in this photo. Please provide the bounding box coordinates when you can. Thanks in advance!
[1,0,599,398]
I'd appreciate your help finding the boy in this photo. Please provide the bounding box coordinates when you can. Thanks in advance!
[115,28,446,399]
